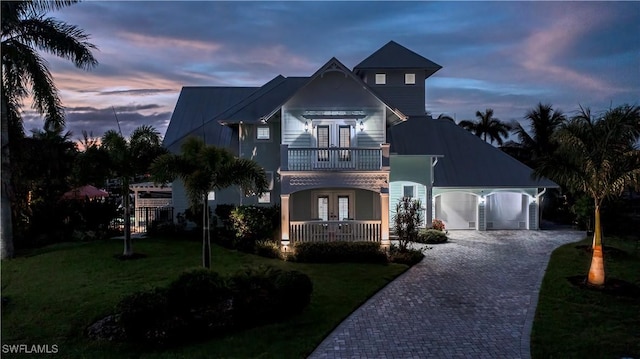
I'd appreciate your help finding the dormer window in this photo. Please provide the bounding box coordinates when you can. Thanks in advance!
[405,73,416,85]
[375,73,386,85]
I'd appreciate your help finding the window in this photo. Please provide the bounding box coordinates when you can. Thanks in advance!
[405,73,416,85]
[403,185,415,198]
[256,126,270,140]
[375,73,386,85]
[258,192,271,203]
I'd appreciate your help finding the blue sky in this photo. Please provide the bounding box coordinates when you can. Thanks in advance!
[22,1,640,140]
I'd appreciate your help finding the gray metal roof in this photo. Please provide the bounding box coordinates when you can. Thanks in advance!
[354,41,442,78]
[388,117,558,188]
[214,75,308,125]
[163,86,257,152]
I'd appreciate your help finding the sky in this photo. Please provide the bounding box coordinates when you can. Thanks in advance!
[21,1,640,141]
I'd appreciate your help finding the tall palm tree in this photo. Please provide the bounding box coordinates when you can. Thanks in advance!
[102,125,166,257]
[1,0,98,259]
[151,137,268,268]
[504,103,566,167]
[458,108,511,145]
[534,104,640,286]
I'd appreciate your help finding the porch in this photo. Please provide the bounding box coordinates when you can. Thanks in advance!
[289,220,381,243]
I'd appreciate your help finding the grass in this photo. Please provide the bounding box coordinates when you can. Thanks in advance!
[1,237,407,358]
[531,236,640,359]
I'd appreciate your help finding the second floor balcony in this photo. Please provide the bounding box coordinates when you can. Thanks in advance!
[281,144,389,172]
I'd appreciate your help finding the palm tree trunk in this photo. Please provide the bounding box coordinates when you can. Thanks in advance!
[587,202,605,286]
[1,97,15,259]
[202,194,211,268]
[122,177,133,256]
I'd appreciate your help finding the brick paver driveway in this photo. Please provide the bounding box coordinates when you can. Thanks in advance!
[309,230,584,359]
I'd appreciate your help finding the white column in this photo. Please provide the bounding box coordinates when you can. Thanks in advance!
[380,192,390,245]
[281,194,290,246]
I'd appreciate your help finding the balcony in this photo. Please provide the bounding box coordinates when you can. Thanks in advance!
[281,144,389,171]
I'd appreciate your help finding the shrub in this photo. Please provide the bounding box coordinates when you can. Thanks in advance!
[229,205,280,249]
[293,241,388,264]
[417,229,448,244]
[254,240,282,259]
[431,219,446,231]
[166,269,229,312]
[393,197,423,251]
[274,270,313,316]
[116,288,169,341]
[214,204,235,228]
[230,266,282,325]
[388,245,425,266]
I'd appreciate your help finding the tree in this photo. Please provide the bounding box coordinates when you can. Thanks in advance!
[102,125,166,257]
[503,103,566,167]
[1,0,98,259]
[458,108,511,145]
[151,137,268,268]
[392,197,423,252]
[534,104,640,286]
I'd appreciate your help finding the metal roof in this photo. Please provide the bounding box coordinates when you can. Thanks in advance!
[388,117,558,188]
[354,41,442,78]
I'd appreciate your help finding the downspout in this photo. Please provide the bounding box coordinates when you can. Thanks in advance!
[536,188,547,230]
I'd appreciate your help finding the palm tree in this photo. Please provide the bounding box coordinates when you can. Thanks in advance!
[102,125,166,257]
[534,104,640,286]
[458,108,511,145]
[503,103,566,167]
[1,0,98,259]
[151,137,268,268]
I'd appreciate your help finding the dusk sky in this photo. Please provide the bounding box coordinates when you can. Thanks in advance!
[22,1,640,141]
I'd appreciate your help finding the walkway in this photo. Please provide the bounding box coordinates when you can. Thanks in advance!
[309,230,584,359]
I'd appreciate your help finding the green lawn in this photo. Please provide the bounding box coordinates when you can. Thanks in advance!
[531,236,640,359]
[1,237,407,358]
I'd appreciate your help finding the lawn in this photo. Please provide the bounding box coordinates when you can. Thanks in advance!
[531,236,640,358]
[1,237,408,358]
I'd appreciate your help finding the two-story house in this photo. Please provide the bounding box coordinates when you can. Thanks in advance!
[162,41,557,247]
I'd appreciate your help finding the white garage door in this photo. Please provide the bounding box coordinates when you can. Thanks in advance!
[486,192,528,229]
[435,192,477,229]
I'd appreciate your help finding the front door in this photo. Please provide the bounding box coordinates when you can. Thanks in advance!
[314,191,353,221]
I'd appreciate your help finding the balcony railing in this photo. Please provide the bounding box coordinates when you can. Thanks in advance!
[282,146,385,171]
[290,220,381,243]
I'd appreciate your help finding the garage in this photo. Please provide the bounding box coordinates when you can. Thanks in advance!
[435,192,477,229]
[485,192,529,229]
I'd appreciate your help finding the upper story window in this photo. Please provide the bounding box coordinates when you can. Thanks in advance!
[256,125,270,140]
[405,73,416,85]
[375,73,386,85]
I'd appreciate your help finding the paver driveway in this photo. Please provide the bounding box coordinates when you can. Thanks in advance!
[309,230,584,359]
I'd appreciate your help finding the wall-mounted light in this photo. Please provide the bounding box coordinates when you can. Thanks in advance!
[359,120,364,132]
[479,195,486,204]
[304,121,309,132]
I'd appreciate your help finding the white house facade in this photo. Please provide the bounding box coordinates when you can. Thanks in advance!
[162,41,557,247]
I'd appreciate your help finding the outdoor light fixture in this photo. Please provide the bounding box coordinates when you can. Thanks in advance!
[304,121,309,132]
[359,121,364,132]
[479,195,486,204]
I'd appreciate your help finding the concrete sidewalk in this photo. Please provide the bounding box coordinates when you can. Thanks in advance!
[309,230,584,359]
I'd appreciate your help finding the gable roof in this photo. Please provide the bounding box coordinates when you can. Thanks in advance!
[163,86,257,151]
[388,117,558,188]
[215,75,308,125]
[354,40,442,78]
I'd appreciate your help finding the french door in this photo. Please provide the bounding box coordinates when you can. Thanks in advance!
[314,191,353,221]
[316,123,352,164]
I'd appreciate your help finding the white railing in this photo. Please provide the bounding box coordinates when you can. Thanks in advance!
[285,147,382,171]
[290,220,381,243]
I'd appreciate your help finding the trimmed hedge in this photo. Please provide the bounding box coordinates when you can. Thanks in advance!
[416,229,448,244]
[293,241,388,264]
[388,247,425,266]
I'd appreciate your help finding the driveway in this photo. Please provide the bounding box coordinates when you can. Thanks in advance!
[308,230,584,359]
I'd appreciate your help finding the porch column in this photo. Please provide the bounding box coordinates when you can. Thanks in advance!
[280,194,290,246]
[478,197,487,231]
[380,190,390,245]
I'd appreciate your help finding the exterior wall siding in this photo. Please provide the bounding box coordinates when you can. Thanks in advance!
[389,181,427,227]
[362,69,426,116]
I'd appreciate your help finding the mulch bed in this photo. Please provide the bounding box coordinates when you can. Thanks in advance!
[567,275,640,298]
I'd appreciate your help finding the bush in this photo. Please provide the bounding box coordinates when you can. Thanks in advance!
[431,219,446,231]
[293,241,388,264]
[230,266,282,325]
[116,288,169,341]
[393,197,423,251]
[229,205,280,250]
[274,270,313,316]
[417,229,448,244]
[166,269,229,312]
[388,245,425,266]
[254,240,282,259]
[214,204,235,229]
